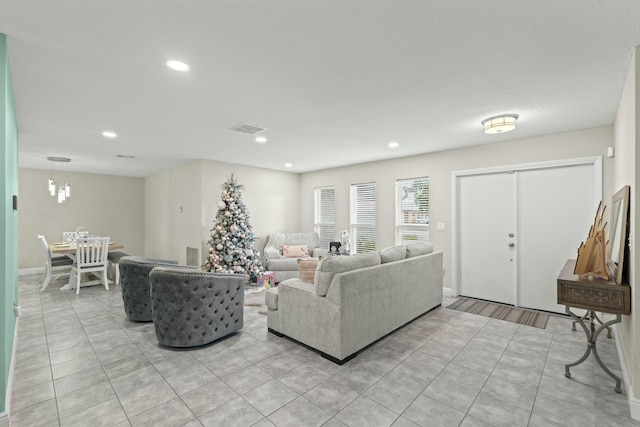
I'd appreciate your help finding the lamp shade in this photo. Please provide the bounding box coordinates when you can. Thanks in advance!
[481,114,519,134]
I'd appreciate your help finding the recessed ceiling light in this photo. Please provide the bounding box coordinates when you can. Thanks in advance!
[102,131,117,139]
[255,136,267,143]
[388,141,399,148]
[166,60,189,71]
[284,163,293,168]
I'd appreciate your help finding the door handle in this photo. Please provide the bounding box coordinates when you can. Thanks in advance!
[508,243,515,248]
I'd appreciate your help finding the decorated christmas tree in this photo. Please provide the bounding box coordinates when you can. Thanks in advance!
[203,174,263,280]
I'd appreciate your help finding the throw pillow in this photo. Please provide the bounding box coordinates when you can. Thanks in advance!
[297,258,319,283]
[282,244,309,258]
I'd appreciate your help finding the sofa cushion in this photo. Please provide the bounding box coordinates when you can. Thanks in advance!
[265,288,278,310]
[314,252,382,296]
[298,258,319,282]
[267,257,304,271]
[283,244,309,258]
[379,245,407,263]
[283,232,320,249]
[406,241,434,258]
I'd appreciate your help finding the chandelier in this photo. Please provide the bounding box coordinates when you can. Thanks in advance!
[47,156,71,203]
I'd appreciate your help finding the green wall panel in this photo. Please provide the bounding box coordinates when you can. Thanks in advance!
[0,32,19,416]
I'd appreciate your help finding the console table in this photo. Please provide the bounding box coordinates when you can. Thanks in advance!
[557,259,630,393]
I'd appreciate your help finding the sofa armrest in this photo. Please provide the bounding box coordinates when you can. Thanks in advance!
[313,248,329,258]
[263,246,282,261]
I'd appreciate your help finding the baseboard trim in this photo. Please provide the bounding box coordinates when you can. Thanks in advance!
[18,267,43,276]
[2,317,19,427]
[613,324,640,421]
[442,287,453,297]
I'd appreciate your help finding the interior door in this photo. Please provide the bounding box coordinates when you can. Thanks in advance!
[517,164,595,313]
[459,172,517,305]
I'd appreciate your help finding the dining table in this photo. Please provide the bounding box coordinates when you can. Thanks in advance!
[49,241,124,255]
[49,241,125,290]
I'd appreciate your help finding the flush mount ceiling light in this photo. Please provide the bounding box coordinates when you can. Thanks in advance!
[102,130,117,139]
[481,114,519,134]
[255,136,267,143]
[284,163,293,168]
[388,141,399,148]
[166,60,189,71]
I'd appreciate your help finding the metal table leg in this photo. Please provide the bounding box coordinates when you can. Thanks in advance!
[565,308,622,393]
[572,310,612,338]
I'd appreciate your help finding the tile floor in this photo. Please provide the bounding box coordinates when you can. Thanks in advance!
[9,274,640,427]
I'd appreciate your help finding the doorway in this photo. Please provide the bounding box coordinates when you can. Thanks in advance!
[453,157,601,313]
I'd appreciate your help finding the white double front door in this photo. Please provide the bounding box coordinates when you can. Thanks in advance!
[456,158,599,313]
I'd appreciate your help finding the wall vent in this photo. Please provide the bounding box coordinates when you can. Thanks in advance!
[186,247,200,267]
[230,122,267,135]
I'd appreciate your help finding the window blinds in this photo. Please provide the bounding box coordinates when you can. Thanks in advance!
[314,186,335,248]
[395,177,430,245]
[350,182,376,253]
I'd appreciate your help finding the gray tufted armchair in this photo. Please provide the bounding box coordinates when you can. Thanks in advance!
[119,256,184,322]
[149,266,245,348]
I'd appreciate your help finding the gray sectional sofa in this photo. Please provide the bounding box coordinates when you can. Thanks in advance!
[265,241,443,364]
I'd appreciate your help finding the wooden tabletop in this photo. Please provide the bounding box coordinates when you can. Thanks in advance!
[49,242,124,254]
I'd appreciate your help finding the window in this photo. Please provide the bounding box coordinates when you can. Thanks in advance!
[314,186,335,248]
[395,177,430,245]
[350,182,376,253]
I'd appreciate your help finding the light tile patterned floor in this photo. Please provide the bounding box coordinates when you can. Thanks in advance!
[10,274,640,427]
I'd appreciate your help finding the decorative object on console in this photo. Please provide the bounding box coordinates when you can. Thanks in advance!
[607,185,630,285]
[574,201,608,280]
[202,174,263,281]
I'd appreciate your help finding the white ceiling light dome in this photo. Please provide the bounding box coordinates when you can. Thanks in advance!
[481,114,519,134]
[166,60,189,71]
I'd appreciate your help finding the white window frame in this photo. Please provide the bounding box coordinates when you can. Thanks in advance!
[395,177,430,245]
[314,186,335,249]
[350,182,376,254]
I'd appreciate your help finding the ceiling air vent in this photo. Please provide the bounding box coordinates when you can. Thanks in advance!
[230,122,267,135]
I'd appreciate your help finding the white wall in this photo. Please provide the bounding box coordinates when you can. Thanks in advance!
[145,159,299,264]
[19,168,145,269]
[613,47,639,406]
[299,127,614,290]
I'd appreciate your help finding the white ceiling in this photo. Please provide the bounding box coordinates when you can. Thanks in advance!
[2,1,639,177]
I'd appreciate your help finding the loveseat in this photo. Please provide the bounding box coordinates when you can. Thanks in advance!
[265,242,443,364]
[262,232,328,283]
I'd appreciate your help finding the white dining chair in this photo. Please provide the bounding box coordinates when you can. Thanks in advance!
[69,236,110,295]
[62,231,77,243]
[38,234,73,292]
